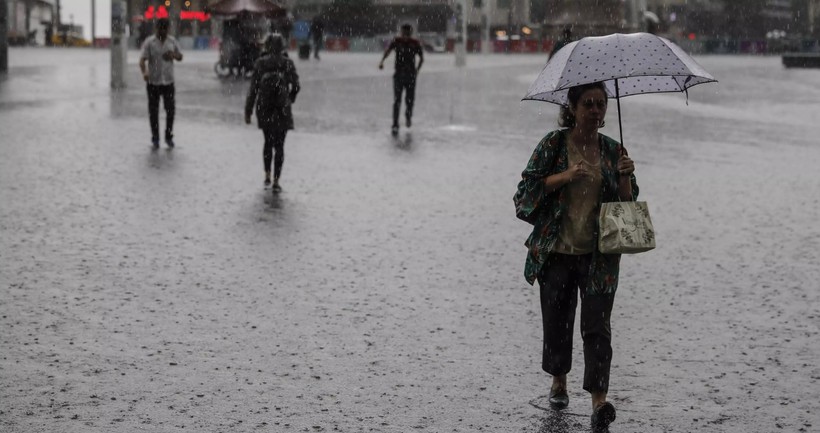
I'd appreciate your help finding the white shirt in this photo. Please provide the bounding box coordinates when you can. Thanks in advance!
[140,35,181,85]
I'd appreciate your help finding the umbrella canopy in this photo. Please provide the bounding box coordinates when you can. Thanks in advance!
[523,32,716,106]
[523,32,717,146]
[205,0,286,17]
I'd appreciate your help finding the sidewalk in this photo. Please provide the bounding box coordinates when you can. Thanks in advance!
[1,48,819,433]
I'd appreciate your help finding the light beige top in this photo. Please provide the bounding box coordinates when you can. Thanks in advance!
[553,142,602,255]
[140,35,181,85]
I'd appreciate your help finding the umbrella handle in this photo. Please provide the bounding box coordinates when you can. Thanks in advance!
[615,78,624,147]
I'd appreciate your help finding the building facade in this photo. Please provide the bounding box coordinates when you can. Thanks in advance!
[123,0,820,51]
[5,0,56,46]
[537,0,625,38]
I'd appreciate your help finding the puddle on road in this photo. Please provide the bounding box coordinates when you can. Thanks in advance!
[438,124,477,132]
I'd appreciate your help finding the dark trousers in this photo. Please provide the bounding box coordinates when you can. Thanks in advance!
[392,74,416,127]
[147,83,175,140]
[538,253,615,393]
[263,128,287,179]
[313,37,322,58]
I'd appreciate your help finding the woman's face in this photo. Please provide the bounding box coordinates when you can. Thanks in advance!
[571,88,607,129]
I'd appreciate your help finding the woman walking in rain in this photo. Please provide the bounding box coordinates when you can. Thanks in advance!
[513,81,637,430]
[245,34,300,193]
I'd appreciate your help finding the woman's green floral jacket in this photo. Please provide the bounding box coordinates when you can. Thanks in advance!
[513,129,640,294]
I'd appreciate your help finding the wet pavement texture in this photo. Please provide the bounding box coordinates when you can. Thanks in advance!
[1,48,820,433]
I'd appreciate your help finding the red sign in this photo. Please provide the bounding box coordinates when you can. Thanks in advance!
[144,5,169,19]
[144,6,210,21]
[180,11,211,22]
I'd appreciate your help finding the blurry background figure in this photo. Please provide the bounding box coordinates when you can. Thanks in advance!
[309,17,324,60]
[549,26,573,60]
[280,13,294,47]
[290,19,311,60]
[643,10,660,35]
[379,24,424,137]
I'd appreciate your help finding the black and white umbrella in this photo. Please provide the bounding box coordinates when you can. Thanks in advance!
[523,32,717,145]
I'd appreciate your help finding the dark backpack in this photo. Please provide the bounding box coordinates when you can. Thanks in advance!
[259,69,289,108]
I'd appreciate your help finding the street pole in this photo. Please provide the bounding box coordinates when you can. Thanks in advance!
[111,0,127,89]
[91,0,96,47]
[482,0,491,54]
[0,0,7,73]
[629,0,639,32]
[455,0,467,66]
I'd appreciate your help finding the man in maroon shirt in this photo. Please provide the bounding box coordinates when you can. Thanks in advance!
[379,24,424,136]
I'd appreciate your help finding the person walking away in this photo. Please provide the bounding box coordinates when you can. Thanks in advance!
[309,18,324,60]
[280,14,294,48]
[549,27,573,60]
[245,34,300,193]
[513,82,638,430]
[139,19,183,149]
[379,24,424,136]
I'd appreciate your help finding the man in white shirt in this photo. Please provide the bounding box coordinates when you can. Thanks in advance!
[139,19,183,149]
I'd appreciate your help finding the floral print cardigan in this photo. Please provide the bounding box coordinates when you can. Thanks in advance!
[513,129,640,295]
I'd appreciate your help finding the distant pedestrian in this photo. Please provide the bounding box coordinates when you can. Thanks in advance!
[309,18,324,60]
[139,19,183,149]
[513,82,638,430]
[379,24,424,136]
[245,34,301,193]
[549,27,573,60]
[280,14,294,47]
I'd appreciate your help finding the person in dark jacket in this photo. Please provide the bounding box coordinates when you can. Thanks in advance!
[245,34,301,193]
[549,27,573,60]
[309,18,324,60]
[379,24,424,136]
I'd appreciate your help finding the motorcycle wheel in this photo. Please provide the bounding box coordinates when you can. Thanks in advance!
[214,61,231,78]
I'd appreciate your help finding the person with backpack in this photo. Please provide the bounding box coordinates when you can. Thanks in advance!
[245,34,300,193]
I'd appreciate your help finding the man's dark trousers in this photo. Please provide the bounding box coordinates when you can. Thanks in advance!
[392,73,416,128]
[147,83,175,141]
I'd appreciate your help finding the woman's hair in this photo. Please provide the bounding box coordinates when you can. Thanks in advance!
[558,81,608,128]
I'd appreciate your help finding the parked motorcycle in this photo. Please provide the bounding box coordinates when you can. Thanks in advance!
[214,18,262,78]
[214,37,260,78]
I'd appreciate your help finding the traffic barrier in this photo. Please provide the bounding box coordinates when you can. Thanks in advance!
[325,38,350,52]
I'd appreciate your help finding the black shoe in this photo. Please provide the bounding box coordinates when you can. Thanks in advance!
[391,125,399,136]
[272,179,282,193]
[151,137,160,150]
[591,402,616,429]
[264,178,271,188]
[165,137,175,148]
[406,118,412,128]
[548,388,569,410]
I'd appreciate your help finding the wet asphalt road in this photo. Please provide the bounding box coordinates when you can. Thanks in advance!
[1,48,819,433]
